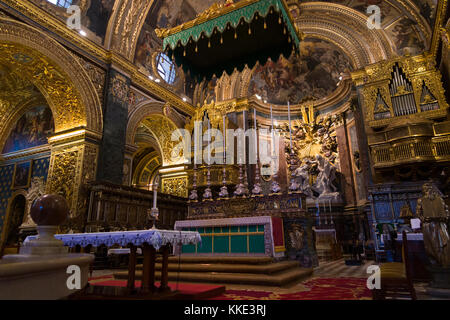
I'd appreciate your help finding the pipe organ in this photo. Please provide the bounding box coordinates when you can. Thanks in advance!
[352,54,450,170]
[389,64,417,117]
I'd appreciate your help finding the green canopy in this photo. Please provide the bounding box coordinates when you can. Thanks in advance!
[156,0,302,82]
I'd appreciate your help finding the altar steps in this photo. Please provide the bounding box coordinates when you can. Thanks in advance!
[113,257,313,286]
[136,259,299,274]
[157,255,274,265]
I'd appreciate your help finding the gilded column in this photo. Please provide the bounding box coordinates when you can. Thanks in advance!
[46,129,101,232]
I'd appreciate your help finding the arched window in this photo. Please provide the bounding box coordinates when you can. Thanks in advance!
[46,0,72,8]
[156,53,176,84]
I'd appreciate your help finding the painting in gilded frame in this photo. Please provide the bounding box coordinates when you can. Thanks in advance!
[12,160,33,190]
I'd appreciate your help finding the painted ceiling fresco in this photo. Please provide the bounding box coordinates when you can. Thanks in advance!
[81,0,116,41]
[299,0,430,56]
[34,0,116,44]
[248,37,353,105]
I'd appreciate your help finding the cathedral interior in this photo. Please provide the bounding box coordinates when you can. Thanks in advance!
[0,0,449,301]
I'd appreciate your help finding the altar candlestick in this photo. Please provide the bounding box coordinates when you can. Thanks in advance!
[253,108,258,150]
[252,108,262,196]
[223,115,226,162]
[153,184,157,208]
[270,105,275,155]
[288,101,292,152]
[243,111,246,161]
[219,115,229,198]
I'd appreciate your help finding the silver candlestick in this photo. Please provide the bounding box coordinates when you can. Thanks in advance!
[219,166,229,199]
[203,164,213,201]
[189,163,198,201]
[148,207,159,230]
[234,164,247,197]
[219,115,229,199]
[252,108,262,196]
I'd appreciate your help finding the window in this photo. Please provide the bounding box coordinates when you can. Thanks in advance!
[46,0,73,8]
[156,53,176,84]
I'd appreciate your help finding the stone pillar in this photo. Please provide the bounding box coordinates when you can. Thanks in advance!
[353,92,374,193]
[46,128,101,232]
[96,70,130,185]
[335,112,357,206]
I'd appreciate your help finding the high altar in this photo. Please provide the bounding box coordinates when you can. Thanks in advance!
[0,0,449,292]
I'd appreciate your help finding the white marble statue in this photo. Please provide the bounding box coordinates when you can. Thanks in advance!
[293,154,340,201]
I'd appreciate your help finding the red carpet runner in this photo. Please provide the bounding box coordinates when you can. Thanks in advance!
[89,276,371,300]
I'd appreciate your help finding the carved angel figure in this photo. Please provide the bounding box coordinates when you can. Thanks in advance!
[416,183,450,267]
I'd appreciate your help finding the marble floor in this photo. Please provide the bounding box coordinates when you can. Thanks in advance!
[91,258,450,300]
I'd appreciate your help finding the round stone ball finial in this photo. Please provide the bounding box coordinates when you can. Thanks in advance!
[30,194,69,226]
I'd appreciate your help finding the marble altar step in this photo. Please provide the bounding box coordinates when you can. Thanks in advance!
[135,260,299,274]
[154,255,274,265]
[114,267,312,286]
[113,258,313,286]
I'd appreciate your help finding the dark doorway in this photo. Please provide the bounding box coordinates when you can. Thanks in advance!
[5,194,26,245]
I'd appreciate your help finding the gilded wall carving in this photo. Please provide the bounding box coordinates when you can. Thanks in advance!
[111,0,151,60]
[45,141,99,230]
[46,148,79,215]
[142,114,184,166]
[74,55,106,102]
[109,73,129,105]
[0,18,103,136]
[161,176,188,198]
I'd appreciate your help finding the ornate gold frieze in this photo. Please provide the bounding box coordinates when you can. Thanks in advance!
[74,55,106,102]
[161,176,188,198]
[185,98,248,133]
[45,140,99,231]
[110,73,129,105]
[46,148,79,214]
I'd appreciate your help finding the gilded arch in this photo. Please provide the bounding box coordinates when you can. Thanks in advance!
[127,101,186,166]
[0,18,103,143]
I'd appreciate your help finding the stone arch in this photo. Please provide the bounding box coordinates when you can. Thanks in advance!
[0,18,103,150]
[127,101,186,166]
[108,0,155,60]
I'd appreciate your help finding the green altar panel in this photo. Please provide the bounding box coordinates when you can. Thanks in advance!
[182,244,196,253]
[231,235,248,253]
[249,235,265,253]
[198,235,212,253]
[181,225,265,254]
[214,236,229,253]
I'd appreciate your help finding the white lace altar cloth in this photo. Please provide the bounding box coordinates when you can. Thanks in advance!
[25,230,201,250]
